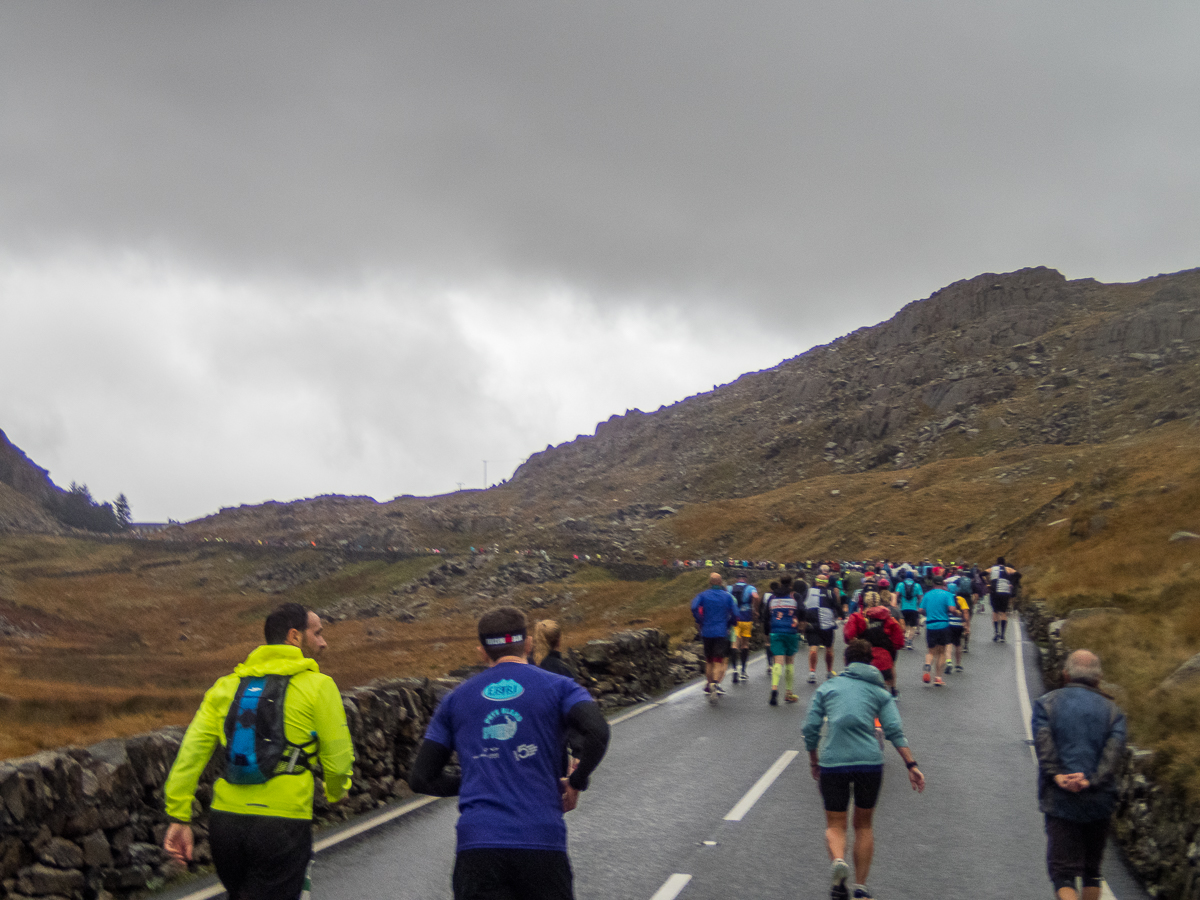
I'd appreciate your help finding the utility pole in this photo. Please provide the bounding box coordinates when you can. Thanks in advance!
[456,482,465,492]
[483,460,488,489]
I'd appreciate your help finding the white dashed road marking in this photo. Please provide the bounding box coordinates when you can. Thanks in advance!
[648,872,693,900]
[723,750,800,821]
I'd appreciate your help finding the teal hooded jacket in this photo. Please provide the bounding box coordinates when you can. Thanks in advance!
[802,662,909,768]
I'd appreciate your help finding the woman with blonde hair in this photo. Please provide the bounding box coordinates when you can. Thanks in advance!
[533,619,575,679]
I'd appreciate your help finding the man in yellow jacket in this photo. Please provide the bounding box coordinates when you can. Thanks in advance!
[163,602,354,900]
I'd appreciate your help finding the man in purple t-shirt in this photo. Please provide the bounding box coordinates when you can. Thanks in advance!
[409,606,610,900]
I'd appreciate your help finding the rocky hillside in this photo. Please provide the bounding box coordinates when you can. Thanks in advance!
[0,429,62,532]
[171,265,1200,555]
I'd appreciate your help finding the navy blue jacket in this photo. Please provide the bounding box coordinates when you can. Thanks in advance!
[1032,682,1127,821]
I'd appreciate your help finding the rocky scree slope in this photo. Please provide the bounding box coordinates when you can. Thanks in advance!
[0,430,63,533]
[172,266,1200,554]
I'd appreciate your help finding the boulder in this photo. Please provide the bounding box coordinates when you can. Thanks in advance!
[1159,653,1200,691]
[37,837,83,870]
[1066,607,1125,620]
[17,863,85,897]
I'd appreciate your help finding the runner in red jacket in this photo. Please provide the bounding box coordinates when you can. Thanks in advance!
[843,594,906,697]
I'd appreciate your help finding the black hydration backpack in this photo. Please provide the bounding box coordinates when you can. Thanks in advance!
[223,675,316,785]
[863,616,897,661]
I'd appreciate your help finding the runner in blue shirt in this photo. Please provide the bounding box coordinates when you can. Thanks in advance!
[691,572,739,701]
[918,576,957,687]
[409,606,610,900]
[895,573,924,650]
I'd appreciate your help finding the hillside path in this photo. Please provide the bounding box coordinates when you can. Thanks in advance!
[163,619,1148,900]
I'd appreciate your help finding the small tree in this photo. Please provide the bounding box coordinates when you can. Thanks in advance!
[114,493,131,529]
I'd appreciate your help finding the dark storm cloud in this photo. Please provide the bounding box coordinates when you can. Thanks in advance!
[2,2,1198,520]
[4,2,1198,332]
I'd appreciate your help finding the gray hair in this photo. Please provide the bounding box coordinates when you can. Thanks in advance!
[1064,650,1102,687]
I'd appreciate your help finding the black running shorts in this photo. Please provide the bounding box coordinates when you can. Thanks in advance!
[807,627,836,648]
[946,626,964,646]
[991,595,1011,613]
[819,768,884,812]
[453,848,574,900]
[209,810,312,900]
[925,628,950,649]
[901,609,920,627]
[702,637,731,662]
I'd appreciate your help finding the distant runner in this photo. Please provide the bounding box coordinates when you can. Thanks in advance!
[728,576,759,684]
[805,574,841,682]
[691,572,739,701]
[919,575,956,687]
[895,572,924,650]
[767,575,802,705]
[989,557,1018,643]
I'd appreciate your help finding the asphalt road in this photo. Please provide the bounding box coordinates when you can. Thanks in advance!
[164,618,1149,900]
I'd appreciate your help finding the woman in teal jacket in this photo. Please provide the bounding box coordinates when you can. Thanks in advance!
[802,640,925,900]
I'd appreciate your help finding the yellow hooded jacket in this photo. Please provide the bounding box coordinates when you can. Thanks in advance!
[164,644,354,822]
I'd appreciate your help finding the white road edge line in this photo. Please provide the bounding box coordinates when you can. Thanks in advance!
[1013,616,1036,764]
[1015,617,1118,900]
[313,795,441,852]
[723,750,800,821]
[649,873,693,900]
[608,702,661,725]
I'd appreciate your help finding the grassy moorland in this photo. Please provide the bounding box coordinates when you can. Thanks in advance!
[1,419,1198,794]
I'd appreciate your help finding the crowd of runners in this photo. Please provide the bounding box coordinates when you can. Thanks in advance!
[690,556,1023,900]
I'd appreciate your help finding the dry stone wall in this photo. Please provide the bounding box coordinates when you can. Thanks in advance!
[1022,601,1200,900]
[0,629,693,900]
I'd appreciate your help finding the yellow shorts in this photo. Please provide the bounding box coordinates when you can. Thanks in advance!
[735,621,753,639]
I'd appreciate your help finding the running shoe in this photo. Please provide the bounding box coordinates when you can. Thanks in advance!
[993,634,1000,642]
[732,672,739,684]
[703,683,711,693]
[827,670,838,680]
[852,888,874,899]
[934,677,945,687]
[904,640,914,650]
[741,668,749,680]
[831,858,850,896]
[785,691,800,703]
[769,690,779,706]
[1000,635,1007,643]
[944,661,953,675]
[832,886,850,900]
[715,684,726,695]
[922,665,931,684]
[955,664,964,673]
[808,671,817,684]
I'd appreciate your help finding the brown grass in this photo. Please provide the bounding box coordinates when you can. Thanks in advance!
[2,421,1199,796]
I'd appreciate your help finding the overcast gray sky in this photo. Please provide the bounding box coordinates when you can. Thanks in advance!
[2,2,1198,522]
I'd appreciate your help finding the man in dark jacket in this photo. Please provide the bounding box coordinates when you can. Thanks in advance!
[1031,650,1127,900]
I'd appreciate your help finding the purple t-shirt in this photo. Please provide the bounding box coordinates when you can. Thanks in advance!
[423,661,593,852]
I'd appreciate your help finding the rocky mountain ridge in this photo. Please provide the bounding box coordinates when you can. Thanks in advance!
[167,265,1200,555]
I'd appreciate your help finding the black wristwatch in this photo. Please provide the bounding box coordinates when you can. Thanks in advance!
[906,760,920,769]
